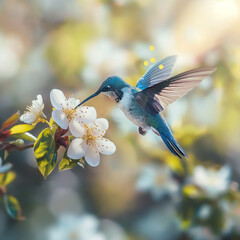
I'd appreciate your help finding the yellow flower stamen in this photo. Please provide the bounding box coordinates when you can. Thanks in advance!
[69,109,76,115]
[83,124,97,144]
[63,108,77,121]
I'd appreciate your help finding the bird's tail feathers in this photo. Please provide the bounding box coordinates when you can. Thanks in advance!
[154,121,188,158]
[160,132,188,158]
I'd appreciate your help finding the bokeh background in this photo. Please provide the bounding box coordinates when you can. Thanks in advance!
[0,0,240,239]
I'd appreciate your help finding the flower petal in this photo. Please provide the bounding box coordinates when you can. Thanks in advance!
[69,119,86,137]
[84,145,100,167]
[95,138,116,155]
[89,118,109,137]
[50,89,67,109]
[52,109,68,129]
[66,98,80,109]
[32,95,43,112]
[0,163,12,173]
[67,138,87,160]
[193,166,208,184]
[20,112,37,124]
[75,106,97,124]
[219,165,231,180]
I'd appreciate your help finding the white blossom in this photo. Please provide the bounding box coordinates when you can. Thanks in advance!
[46,214,106,240]
[136,164,179,200]
[50,89,96,130]
[46,214,127,240]
[192,165,231,197]
[0,157,12,174]
[20,95,45,124]
[67,118,116,167]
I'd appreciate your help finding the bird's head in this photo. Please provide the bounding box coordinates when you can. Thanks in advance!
[75,76,129,108]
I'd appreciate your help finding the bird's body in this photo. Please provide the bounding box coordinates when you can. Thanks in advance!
[104,83,186,157]
[118,86,150,131]
[76,56,216,158]
[104,84,153,132]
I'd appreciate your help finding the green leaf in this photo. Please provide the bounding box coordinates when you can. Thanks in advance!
[4,195,25,220]
[34,128,56,166]
[11,132,37,142]
[59,157,77,171]
[34,127,58,179]
[59,149,85,171]
[38,152,57,179]
[0,171,16,186]
[1,111,20,130]
[10,124,35,135]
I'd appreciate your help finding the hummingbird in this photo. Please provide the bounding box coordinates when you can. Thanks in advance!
[75,56,216,158]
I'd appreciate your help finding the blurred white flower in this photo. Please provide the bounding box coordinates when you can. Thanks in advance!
[46,214,106,240]
[20,95,45,124]
[0,157,12,174]
[67,118,116,167]
[192,165,231,197]
[197,204,211,220]
[50,89,96,130]
[136,164,179,200]
[46,214,127,240]
[187,226,218,240]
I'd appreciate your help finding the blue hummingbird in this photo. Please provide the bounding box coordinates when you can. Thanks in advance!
[75,56,216,158]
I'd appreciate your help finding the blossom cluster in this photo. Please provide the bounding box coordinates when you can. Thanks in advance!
[136,164,231,201]
[135,163,238,239]
[0,88,116,221]
[20,89,116,167]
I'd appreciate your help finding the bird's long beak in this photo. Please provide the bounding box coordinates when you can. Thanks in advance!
[74,90,101,109]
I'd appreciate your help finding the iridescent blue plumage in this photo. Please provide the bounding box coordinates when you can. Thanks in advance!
[76,56,216,158]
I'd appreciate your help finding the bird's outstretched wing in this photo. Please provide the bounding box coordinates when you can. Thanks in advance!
[135,67,217,115]
[136,56,177,90]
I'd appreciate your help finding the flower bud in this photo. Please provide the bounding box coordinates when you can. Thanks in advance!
[10,139,24,146]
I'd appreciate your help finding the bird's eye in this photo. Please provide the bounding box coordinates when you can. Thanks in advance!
[104,85,110,91]
[102,85,111,92]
